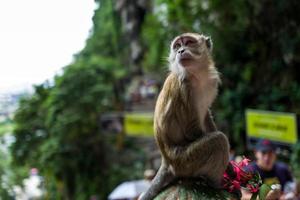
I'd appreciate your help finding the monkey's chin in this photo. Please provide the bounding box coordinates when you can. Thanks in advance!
[179,59,195,68]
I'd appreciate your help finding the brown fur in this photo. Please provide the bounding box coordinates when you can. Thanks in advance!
[154,72,229,179]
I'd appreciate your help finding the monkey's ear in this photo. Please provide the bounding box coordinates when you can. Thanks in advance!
[205,36,213,52]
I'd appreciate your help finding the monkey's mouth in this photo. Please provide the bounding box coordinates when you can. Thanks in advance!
[179,54,193,68]
[179,53,193,63]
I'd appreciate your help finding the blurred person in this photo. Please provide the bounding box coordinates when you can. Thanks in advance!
[242,139,293,200]
[284,181,300,200]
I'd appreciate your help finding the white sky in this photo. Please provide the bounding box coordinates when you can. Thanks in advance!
[0,0,96,93]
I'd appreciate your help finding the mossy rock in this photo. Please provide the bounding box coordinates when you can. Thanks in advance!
[154,180,232,200]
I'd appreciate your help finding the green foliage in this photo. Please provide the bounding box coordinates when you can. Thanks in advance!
[11,0,143,199]
[142,0,300,151]
[12,84,50,167]
[258,184,271,200]
[0,132,28,199]
[154,181,229,200]
[0,146,14,199]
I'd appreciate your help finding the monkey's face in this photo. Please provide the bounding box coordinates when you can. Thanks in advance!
[168,33,213,79]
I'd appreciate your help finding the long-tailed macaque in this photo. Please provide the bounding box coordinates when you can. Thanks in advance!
[139,33,230,200]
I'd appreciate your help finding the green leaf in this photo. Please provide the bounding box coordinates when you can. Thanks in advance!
[250,192,258,200]
[259,184,271,200]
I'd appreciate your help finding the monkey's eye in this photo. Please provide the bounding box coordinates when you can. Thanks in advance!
[173,43,181,50]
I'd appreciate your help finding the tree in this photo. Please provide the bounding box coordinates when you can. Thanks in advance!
[11,0,145,199]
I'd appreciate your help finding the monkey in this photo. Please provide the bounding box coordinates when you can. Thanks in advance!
[139,33,230,200]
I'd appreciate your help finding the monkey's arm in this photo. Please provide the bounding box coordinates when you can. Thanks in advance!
[167,131,228,164]
[204,109,218,132]
[165,131,229,184]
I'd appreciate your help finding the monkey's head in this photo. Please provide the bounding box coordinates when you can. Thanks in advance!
[168,33,213,80]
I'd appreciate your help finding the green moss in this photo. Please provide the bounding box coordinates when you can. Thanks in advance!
[154,180,231,200]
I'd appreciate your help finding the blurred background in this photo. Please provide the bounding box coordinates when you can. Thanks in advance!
[0,0,300,199]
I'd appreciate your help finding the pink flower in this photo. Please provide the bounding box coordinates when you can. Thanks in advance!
[223,172,230,179]
[246,184,259,193]
[238,158,250,168]
[228,180,241,192]
[222,157,261,195]
[232,180,241,190]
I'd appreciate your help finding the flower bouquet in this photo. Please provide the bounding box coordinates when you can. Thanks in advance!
[222,158,271,200]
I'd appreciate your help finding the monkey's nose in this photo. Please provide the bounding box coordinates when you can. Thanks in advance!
[178,49,185,54]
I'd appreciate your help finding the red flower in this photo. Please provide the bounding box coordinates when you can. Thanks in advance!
[231,180,241,191]
[222,157,262,196]
[238,158,250,168]
[230,161,242,181]
[223,172,230,179]
[246,184,259,193]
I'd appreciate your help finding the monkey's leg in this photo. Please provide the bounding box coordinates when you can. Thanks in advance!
[139,161,175,200]
[168,131,229,186]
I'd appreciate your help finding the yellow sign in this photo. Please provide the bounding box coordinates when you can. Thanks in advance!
[246,109,298,144]
[124,112,154,137]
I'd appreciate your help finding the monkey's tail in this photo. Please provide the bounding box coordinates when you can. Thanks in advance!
[139,162,175,200]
